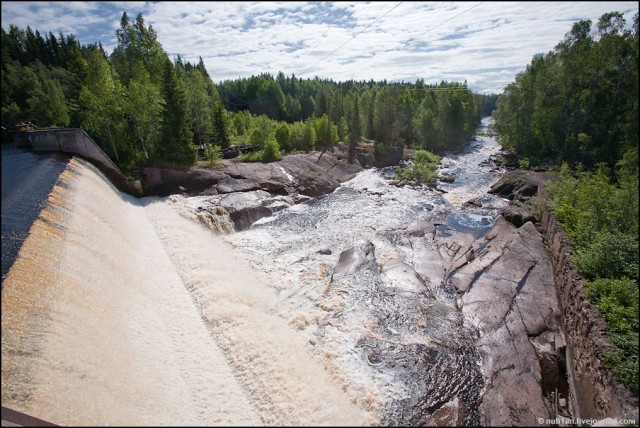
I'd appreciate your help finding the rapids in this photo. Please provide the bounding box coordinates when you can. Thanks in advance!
[202,116,509,424]
[2,117,508,425]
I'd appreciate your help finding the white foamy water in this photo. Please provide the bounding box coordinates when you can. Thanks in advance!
[1,157,370,426]
[145,198,372,426]
[438,117,507,209]
[206,118,508,421]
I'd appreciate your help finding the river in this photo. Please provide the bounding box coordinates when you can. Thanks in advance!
[174,116,509,424]
[2,117,515,426]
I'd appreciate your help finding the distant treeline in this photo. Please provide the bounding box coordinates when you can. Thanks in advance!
[1,12,498,173]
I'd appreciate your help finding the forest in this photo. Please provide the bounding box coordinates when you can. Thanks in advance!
[494,11,638,392]
[1,12,498,173]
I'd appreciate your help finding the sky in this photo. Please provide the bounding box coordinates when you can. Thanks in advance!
[2,1,638,94]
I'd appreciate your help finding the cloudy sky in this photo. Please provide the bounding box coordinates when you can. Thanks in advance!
[2,1,638,94]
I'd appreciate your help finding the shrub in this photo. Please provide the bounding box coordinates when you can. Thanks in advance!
[547,161,639,392]
[395,149,441,184]
[204,145,222,166]
[575,231,639,282]
[240,138,281,163]
[261,138,281,163]
[586,277,639,392]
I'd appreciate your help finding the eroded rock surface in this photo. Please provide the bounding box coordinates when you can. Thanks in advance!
[452,218,565,426]
[143,150,365,231]
[143,150,364,199]
[313,211,565,426]
[489,170,552,201]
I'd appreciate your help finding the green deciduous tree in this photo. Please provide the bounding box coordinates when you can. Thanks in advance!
[78,46,125,163]
[275,122,292,152]
[185,67,214,148]
[395,149,441,184]
[123,64,163,164]
[315,114,337,151]
[494,11,638,169]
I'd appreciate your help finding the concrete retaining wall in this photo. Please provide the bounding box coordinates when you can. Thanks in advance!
[23,128,142,197]
[538,186,638,422]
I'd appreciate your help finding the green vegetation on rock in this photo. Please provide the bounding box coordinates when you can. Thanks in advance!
[395,150,441,184]
[546,158,639,392]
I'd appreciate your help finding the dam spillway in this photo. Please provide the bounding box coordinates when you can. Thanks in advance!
[1,144,70,281]
[1,156,370,425]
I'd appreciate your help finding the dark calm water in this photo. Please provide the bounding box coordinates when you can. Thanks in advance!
[1,144,69,282]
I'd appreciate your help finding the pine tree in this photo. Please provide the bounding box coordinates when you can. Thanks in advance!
[212,103,230,148]
[348,100,361,163]
[158,59,195,165]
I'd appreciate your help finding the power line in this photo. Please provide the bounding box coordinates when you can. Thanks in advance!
[344,2,485,77]
[298,1,404,78]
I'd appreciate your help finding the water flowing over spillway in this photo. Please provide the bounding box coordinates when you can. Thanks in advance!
[1,144,69,281]
[5,118,551,426]
[2,157,369,425]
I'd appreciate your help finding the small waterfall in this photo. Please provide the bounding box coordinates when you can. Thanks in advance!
[167,194,236,235]
[2,157,369,425]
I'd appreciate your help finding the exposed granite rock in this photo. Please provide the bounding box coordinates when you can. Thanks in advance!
[502,203,536,227]
[278,153,362,197]
[489,170,552,201]
[488,170,638,424]
[332,241,376,279]
[356,146,375,168]
[188,191,295,232]
[439,173,456,183]
[217,191,277,232]
[453,217,565,426]
[142,150,365,199]
[334,211,563,426]
[142,151,368,230]
[328,239,484,426]
[374,145,404,167]
[378,212,568,426]
[143,167,227,196]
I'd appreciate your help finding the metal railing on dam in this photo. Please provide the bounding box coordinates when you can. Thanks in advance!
[14,128,143,197]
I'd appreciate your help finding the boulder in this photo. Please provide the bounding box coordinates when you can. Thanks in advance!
[215,190,294,231]
[489,169,553,200]
[374,144,404,167]
[332,241,376,279]
[502,204,536,227]
[439,173,455,183]
[143,167,226,196]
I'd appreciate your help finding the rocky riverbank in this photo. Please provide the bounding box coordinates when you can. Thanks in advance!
[145,135,626,426]
[488,169,639,425]
[141,143,402,231]
[142,129,637,425]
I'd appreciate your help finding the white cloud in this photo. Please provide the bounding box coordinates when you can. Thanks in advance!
[1,1,638,94]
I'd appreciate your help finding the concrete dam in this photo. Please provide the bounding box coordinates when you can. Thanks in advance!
[12,127,142,197]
